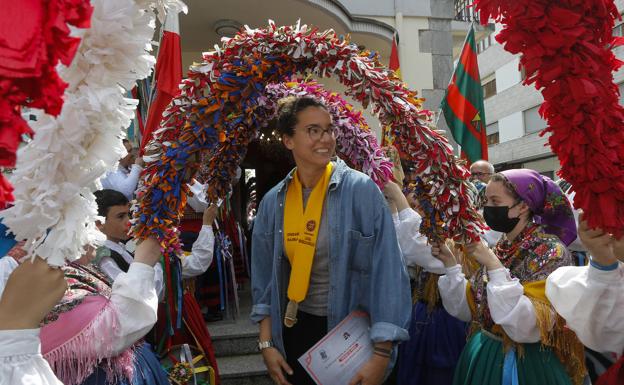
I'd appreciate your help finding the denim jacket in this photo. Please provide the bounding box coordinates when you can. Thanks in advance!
[250,158,411,358]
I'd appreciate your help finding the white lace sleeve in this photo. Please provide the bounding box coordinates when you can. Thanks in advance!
[0,329,63,385]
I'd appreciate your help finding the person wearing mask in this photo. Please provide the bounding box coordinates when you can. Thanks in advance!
[251,96,411,385]
[433,169,584,385]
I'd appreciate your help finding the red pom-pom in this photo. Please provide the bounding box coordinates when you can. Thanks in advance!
[475,0,624,237]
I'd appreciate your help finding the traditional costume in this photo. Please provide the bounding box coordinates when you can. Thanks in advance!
[438,169,585,385]
[39,261,167,385]
[0,227,60,385]
[546,260,624,385]
[151,180,220,384]
[393,208,468,385]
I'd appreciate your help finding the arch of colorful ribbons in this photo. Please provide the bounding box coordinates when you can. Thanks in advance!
[132,21,487,257]
[196,79,394,202]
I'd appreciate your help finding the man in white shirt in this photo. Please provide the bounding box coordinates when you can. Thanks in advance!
[100,139,144,200]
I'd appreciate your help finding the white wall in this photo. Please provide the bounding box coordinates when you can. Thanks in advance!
[498,111,524,142]
[523,156,560,177]
[400,17,434,93]
[366,15,438,96]
[495,57,521,93]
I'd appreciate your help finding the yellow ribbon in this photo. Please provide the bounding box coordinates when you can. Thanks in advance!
[283,162,333,303]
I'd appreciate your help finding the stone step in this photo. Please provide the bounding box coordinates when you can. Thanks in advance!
[208,311,258,357]
[217,353,272,385]
[212,330,258,357]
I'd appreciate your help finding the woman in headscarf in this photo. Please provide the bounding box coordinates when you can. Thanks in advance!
[432,169,585,385]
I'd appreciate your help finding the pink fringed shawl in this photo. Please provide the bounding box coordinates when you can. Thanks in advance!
[40,263,135,385]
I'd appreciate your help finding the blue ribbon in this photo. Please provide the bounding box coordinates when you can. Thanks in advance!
[502,348,519,385]
[215,235,225,311]
[590,257,619,271]
[174,255,183,330]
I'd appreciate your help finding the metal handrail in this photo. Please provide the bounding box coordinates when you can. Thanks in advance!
[454,0,479,22]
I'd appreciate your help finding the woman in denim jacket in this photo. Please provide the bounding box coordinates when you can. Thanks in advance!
[250,96,411,385]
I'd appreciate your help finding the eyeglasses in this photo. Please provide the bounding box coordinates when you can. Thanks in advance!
[471,172,492,177]
[305,126,336,141]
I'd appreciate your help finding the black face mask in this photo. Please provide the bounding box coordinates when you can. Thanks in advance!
[483,205,520,233]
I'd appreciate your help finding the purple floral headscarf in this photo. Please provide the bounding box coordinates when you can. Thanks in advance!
[501,169,577,246]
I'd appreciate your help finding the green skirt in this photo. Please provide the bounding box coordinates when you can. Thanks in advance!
[452,330,572,385]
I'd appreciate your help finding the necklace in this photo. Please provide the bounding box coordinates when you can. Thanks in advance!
[494,223,538,268]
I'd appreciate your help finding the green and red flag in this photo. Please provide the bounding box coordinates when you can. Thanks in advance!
[440,26,488,163]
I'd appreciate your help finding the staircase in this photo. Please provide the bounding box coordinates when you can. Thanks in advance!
[209,288,273,385]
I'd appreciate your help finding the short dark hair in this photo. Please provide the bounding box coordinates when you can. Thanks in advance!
[276,96,328,137]
[94,189,129,217]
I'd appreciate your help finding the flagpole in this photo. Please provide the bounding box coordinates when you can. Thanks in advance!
[148,15,167,106]
[133,12,166,148]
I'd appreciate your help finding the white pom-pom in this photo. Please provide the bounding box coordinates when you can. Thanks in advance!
[2,0,185,265]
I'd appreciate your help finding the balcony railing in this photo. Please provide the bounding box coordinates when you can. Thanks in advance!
[454,0,479,22]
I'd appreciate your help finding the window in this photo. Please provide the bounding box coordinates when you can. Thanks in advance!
[523,105,548,134]
[482,79,497,99]
[476,35,493,53]
[487,132,499,145]
[486,122,499,145]
[614,23,624,58]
